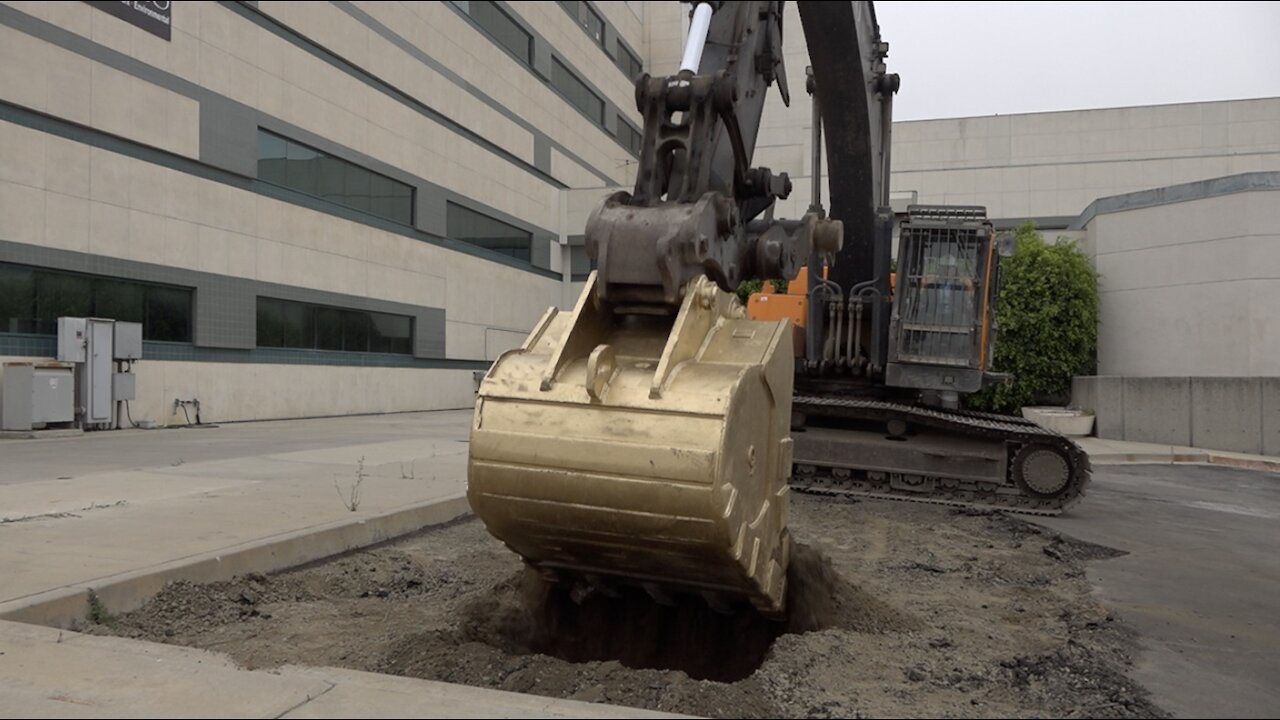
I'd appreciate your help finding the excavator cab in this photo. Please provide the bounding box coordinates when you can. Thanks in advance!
[886,206,1003,399]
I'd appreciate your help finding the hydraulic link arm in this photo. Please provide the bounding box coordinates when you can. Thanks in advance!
[587,1,842,310]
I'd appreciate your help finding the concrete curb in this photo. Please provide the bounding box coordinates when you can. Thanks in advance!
[1087,452,1210,465]
[1206,453,1280,474]
[0,428,84,440]
[0,493,471,628]
[1089,452,1280,473]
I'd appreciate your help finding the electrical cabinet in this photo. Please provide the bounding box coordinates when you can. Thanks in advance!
[1,363,75,430]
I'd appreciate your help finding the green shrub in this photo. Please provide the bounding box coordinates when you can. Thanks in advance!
[735,277,788,304]
[968,222,1098,414]
[736,279,764,304]
[86,589,116,626]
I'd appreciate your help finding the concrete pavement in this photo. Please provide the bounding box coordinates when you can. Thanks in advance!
[0,411,1277,717]
[0,620,678,718]
[0,411,476,626]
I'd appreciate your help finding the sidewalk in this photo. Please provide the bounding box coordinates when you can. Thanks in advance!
[0,620,677,718]
[0,411,476,626]
[1078,436,1280,472]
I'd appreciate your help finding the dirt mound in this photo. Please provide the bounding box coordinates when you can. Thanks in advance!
[440,541,917,683]
[93,497,1167,718]
[83,573,316,638]
[785,541,921,635]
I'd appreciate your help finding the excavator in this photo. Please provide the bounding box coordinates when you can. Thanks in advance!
[467,1,1089,618]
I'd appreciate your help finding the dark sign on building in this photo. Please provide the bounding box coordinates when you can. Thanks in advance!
[85,1,172,41]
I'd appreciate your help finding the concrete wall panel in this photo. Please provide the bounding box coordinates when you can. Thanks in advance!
[1122,377,1191,446]
[1075,375,1276,457]
[1072,375,1125,440]
[1248,278,1280,377]
[1191,378,1263,454]
[1264,378,1280,457]
[0,356,477,426]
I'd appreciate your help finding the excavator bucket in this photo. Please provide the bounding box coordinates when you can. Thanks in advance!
[467,273,794,615]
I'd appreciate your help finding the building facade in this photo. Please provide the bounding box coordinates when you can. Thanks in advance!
[0,0,650,423]
[1,1,1277,432]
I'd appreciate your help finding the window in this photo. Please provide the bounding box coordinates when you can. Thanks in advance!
[452,1,532,65]
[256,297,413,355]
[552,58,603,124]
[447,202,533,262]
[559,1,605,48]
[257,129,414,226]
[616,115,642,157]
[0,262,192,342]
[569,244,597,280]
[616,43,642,81]
[581,4,604,46]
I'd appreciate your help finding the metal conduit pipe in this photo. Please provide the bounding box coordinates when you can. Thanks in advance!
[833,298,845,367]
[847,300,857,364]
[824,300,838,364]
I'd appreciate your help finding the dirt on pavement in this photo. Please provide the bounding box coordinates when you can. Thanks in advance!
[87,495,1166,718]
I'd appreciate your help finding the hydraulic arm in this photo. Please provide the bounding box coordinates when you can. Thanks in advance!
[468,1,839,615]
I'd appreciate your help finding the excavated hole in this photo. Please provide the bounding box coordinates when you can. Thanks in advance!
[455,542,920,682]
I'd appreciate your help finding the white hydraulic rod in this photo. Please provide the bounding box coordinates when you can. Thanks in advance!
[679,2,715,73]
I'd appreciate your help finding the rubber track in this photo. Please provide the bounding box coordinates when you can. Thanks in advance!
[789,396,1092,516]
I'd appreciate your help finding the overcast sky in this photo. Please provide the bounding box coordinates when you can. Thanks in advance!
[874,1,1280,120]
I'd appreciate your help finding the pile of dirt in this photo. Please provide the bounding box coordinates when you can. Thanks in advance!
[88,497,1168,718]
[784,542,921,636]
[435,541,922,685]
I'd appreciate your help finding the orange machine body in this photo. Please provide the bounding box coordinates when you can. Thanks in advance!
[747,268,811,356]
[748,267,906,358]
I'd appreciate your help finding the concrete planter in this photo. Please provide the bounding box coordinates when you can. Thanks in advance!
[1021,406,1096,437]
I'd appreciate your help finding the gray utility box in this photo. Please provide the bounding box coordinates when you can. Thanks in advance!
[1,362,75,430]
[114,321,142,360]
[112,372,136,401]
[57,317,87,363]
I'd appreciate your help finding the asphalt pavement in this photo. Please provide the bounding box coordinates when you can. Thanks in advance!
[1036,464,1280,719]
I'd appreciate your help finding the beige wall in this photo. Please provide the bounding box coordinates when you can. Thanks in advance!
[0,7,199,158]
[0,356,476,426]
[20,0,632,208]
[892,99,1280,219]
[0,0,643,367]
[0,0,639,423]
[0,0,642,227]
[0,118,561,362]
[642,0,683,78]
[1086,188,1280,377]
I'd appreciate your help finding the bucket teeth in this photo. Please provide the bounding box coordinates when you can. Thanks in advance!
[467,274,795,615]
